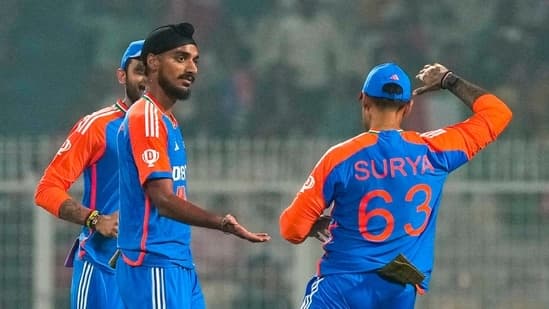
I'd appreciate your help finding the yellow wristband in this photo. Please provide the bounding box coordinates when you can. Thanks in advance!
[85,210,100,229]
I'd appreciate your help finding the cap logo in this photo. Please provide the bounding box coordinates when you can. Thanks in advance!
[389,74,400,81]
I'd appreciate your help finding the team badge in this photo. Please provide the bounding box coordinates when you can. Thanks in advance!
[142,149,160,167]
[300,175,315,192]
[56,139,72,155]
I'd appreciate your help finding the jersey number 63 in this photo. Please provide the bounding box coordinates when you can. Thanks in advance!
[358,184,432,242]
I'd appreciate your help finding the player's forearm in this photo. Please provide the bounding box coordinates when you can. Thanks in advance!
[444,73,489,110]
[154,194,224,231]
[58,198,93,225]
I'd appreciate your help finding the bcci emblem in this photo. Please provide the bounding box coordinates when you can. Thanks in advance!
[57,139,72,155]
[142,149,160,167]
[300,175,315,193]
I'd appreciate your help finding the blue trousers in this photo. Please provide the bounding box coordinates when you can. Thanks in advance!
[71,257,123,309]
[116,261,205,309]
[301,272,417,309]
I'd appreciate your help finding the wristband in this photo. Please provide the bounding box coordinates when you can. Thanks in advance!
[220,214,231,234]
[441,71,460,89]
[85,210,100,229]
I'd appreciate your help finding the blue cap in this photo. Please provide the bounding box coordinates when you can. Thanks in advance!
[120,40,144,70]
[362,63,412,102]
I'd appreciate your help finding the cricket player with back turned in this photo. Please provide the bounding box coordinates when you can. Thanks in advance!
[280,62,512,308]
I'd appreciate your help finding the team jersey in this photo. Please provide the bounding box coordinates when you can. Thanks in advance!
[35,100,129,272]
[280,94,512,289]
[117,92,193,268]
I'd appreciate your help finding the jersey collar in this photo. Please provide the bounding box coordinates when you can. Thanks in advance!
[114,99,129,113]
[368,129,403,134]
[143,92,178,127]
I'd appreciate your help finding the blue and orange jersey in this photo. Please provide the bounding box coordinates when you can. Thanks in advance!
[117,92,193,268]
[280,94,512,289]
[35,100,129,272]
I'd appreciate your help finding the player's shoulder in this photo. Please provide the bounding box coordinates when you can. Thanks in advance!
[126,98,166,137]
[127,97,160,116]
[126,98,163,123]
[321,132,378,165]
[401,130,430,144]
[74,105,123,135]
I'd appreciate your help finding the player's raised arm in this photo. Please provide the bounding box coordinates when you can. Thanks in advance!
[414,62,496,108]
[413,63,512,166]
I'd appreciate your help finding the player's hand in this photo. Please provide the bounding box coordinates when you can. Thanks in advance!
[221,214,271,243]
[95,214,119,238]
[308,215,332,244]
[413,63,450,96]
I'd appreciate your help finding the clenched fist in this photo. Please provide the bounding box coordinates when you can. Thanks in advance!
[413,63,451,96]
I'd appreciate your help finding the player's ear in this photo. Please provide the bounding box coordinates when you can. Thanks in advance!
[358,92,367,109]
[116,68,127,85]
[403,100,414,118]
[146,54,159,72]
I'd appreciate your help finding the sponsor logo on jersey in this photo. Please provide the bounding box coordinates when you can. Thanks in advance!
[57,139,72,155]
[300,175,315,192]
[142,149,160,167]
[174,142,180,151]
[172,165,187,181]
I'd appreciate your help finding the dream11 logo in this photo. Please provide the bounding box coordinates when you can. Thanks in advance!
[142,149,160,167]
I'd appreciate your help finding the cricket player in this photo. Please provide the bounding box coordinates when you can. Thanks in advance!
[115,22,270,309]
[34,40,146,309]
[280,62,512,308]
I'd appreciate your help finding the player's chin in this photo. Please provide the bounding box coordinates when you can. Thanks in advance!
[174,88,191,100]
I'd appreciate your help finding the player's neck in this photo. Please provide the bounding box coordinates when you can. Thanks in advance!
[368,112,403,131]
[147,84,176,113]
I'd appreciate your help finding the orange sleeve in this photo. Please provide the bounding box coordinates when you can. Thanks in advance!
[280,136,378,244]
[420,94,512,160]
[280,159,329,244]
[279,136,376,244]
[34,116,106,217]
[127,102,171,185]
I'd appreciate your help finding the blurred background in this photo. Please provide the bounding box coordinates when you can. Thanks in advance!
[1,0,548,308]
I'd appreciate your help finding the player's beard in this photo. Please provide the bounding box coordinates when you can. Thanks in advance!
[126,80,145,103]
[158,70,191,101]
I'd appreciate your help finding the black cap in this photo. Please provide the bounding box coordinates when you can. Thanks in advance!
[141,22,197,62]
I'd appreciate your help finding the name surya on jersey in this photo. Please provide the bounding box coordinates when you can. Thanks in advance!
[354,155,435,181]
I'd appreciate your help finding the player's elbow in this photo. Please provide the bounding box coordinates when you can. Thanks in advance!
[279,213,307,244]
[502,103,513,125]
[148,192,174,217]
[281,232,306,244]
[33,184,62,217]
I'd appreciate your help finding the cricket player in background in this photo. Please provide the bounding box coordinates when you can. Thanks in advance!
[34,40,146,309]
[115,22,270,308]
[280,62,512,308]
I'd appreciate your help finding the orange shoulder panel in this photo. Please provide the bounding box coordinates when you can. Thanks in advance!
[127,99,171,185]
[34,106,123,216]
[280,133,378,244]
